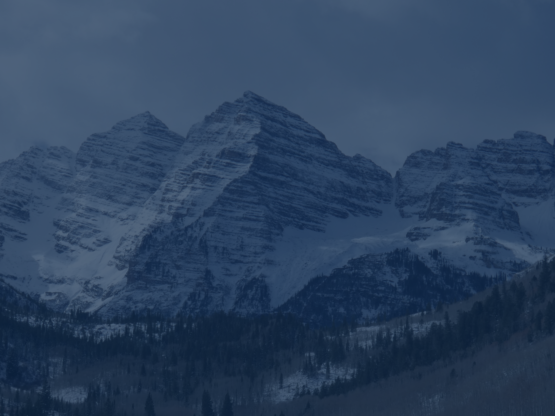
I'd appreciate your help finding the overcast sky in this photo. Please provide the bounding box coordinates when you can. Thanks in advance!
[1,0,555,174]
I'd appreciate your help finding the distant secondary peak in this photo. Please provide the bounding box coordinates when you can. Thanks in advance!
[446,141,464,149]
[242,90,266,101]
[513,131,547,141]
[238,91,282,110]
[113,111,169,132]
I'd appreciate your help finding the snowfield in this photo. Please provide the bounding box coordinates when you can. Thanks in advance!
[53,387,87,404]
[265,363,356,403]
[0,92,554,319]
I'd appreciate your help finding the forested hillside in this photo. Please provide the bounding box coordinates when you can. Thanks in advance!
[1,257,555,415]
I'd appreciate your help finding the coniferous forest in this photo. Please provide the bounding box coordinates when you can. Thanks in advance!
[1,257,555,415]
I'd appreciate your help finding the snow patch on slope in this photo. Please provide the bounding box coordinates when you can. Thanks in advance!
[265,364,355,403]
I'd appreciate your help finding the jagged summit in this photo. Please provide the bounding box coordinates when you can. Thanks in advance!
[446,141,464,149]
[114,89,394,316]
[241,90,271,102]
[513,130,548,141]
[112,111,169,132]
[238,91,291,112]
[198,91,330,150]
[0,94,555,321]
[235,90,315,124]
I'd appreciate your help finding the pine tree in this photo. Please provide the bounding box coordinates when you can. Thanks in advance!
[201,391,215,416]
[6,348,18,383]
[38,380,51,416]
[62,348,68,375]
[220,392,234,416]
[145,392,156,416]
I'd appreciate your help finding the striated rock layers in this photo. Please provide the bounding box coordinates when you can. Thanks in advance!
[0,92,554,320]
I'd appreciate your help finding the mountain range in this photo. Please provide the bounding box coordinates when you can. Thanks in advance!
[0,91,553,321]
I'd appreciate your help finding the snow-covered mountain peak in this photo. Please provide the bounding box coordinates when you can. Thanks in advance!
[513,130,548,142]
[241,90,271,103]
[102,92,395,316]
[1,95,555,321]
[111,111,169,133]
[238,91,288,111]
[446,141,465,149]
[225,91,331,146]
[477,130,555,202]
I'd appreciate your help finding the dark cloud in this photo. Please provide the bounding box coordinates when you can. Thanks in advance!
[1,0,555,173]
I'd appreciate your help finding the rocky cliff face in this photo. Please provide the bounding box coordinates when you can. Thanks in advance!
[0,145,74,266]
[0,93,553,320]
[0,146,74,228]
[477,131,555,202]
[104,92,393,316]
[279,248,503,326]
[396,142,520,231]
[55,111,186,256]
[0,113,187,311]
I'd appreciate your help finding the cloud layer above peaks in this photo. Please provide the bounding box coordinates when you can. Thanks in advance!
[1,0,555,173]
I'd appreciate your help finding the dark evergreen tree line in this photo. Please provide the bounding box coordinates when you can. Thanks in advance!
[316,258,555,398]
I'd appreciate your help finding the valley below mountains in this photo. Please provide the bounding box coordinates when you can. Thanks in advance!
[1,91,554,321]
